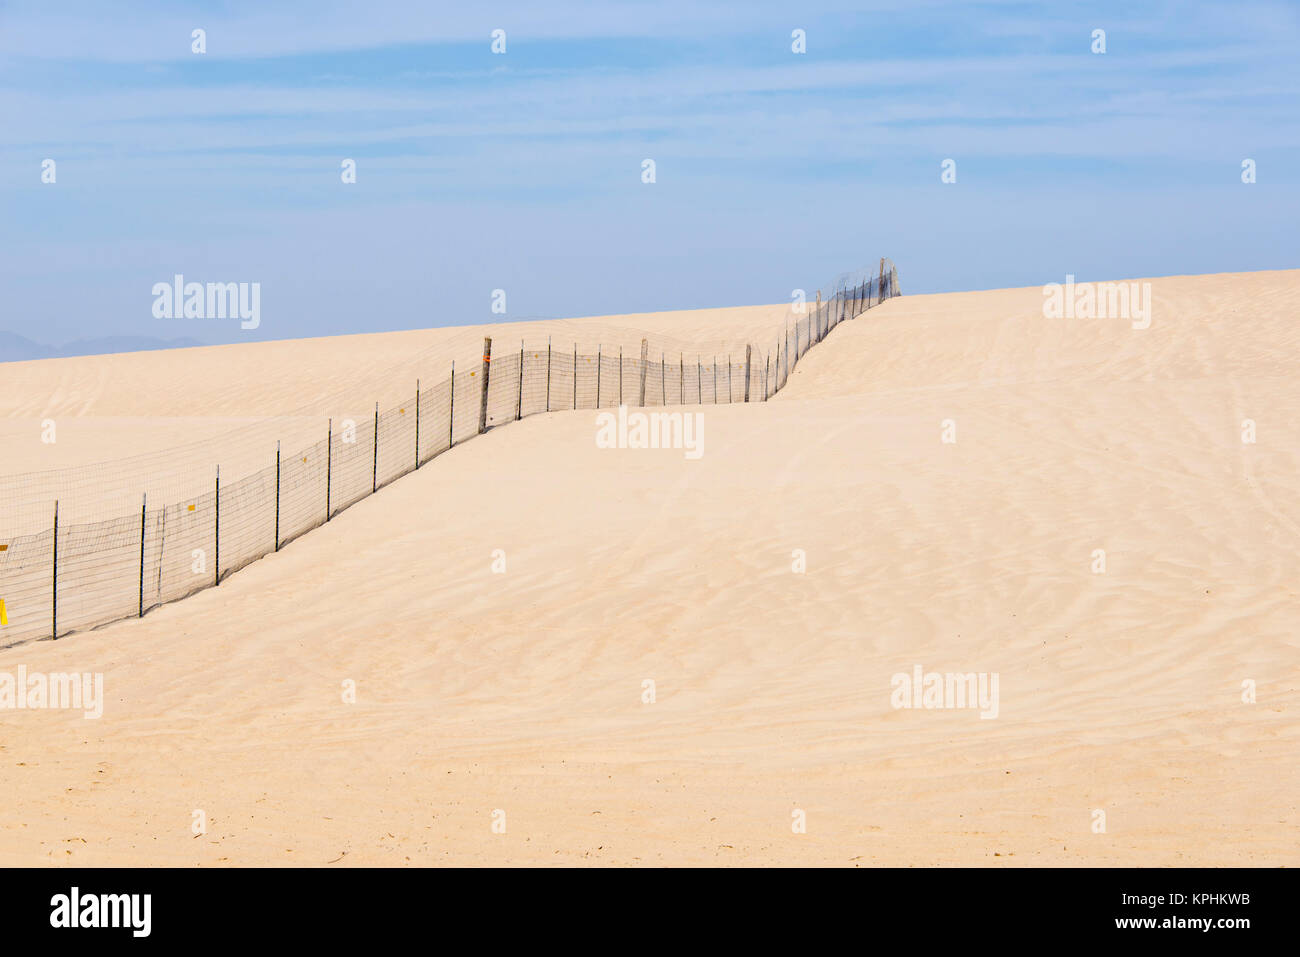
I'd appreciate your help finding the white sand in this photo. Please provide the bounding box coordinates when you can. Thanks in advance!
[1,269,1296,866]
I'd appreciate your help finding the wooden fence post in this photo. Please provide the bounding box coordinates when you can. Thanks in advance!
[516,343,524,421]
[596,344,602,408]
[415,378,421,468]
[743,344,752,402]
[448,363,455,448]
[545,338,551,412]
[573,344,578,410]
[326,418,332,520]
[478,337,492,434]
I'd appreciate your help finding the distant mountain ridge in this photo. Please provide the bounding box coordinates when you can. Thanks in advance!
[0,330,206,363]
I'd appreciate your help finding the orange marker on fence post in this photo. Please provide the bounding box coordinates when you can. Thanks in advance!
[478,338,492,434]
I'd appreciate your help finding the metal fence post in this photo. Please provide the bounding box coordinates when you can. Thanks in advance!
[371,401,379,493]
[274,441,281,551]
[139,493,147,617]
[638,339,649,406]
[51,500,58,639]
[214,466,220,587]
[478,337,492,434]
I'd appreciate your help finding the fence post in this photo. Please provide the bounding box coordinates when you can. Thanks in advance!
[638,339,649,406]
[679,353,684,405]
[660,353,666,405]
[139,493,147,617]
[572,344,577,410]
[545,338,551,412]
[51,500,58,639]
[697,356,702,403]
[326,418,332,520]
[516,344,524,420]
[764,354,770,401]
[275,441,281,552]
[619,346,623,405]
[478,337,492,434]
[596,344,602,409]
[728,355,733,402]
[415,378,421,468]
[214,466,220,587]
[815,291,821,345]
[371,401,379,493]
[448,363,455,448]
[713,356,717,403]
[744,345,752,402]
[879,258,885,301]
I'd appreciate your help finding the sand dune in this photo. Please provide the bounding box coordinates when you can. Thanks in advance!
[0,302,798,529]
[1,269,1297,866]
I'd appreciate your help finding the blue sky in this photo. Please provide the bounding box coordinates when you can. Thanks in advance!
[1,0,1297,346]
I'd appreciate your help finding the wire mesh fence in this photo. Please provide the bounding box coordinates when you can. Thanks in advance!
[0,261,898,648]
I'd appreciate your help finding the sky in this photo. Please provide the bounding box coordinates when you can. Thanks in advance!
[1,0,1297,347]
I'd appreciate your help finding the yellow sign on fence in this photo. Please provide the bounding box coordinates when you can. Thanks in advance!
[0,598,8,626]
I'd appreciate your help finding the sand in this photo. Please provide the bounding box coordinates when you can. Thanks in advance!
[1,269,1297,866]
[0,302,795,529]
